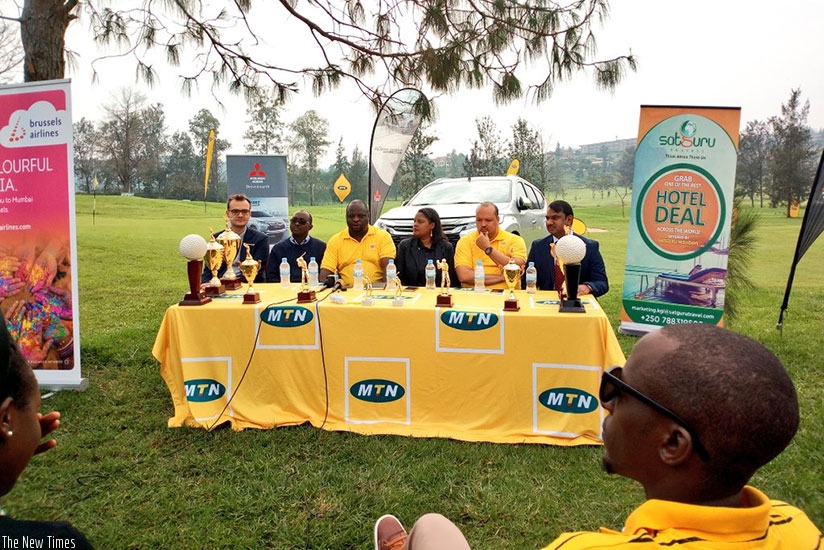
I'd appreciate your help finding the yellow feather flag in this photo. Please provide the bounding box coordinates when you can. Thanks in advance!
[203,129,216,198]
[505,158,520,176]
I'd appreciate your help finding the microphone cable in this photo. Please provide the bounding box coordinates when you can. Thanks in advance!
[205,284,343,432]
[310,281,345,430]
[205,294,297,432]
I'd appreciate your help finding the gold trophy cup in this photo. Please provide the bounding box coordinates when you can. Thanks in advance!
[217,223,242,290]
[239,243,261,304]
[503,258,521,311]
[435,258,453,308]
[204,232,226,297]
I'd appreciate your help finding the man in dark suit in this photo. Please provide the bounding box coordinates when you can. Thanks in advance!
[201,193,269,284]
[526,200,608,297]
[265,210,327,283]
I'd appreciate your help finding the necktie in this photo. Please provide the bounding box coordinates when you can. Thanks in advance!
[554,258,565,296]
[552,238,565,296]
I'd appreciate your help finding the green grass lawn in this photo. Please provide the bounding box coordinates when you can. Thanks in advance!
[4,195,822,548]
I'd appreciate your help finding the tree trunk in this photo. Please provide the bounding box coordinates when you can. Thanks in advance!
[20,0,77,81]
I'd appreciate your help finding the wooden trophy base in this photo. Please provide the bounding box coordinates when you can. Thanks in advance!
[221,278,243,291]
[204,284,226,297]
[179,291,212,306]
[242,291,261,304]
[504,297,520,311]
[297,290,317,303]
[436,293,453,308]
[559,299,585,313]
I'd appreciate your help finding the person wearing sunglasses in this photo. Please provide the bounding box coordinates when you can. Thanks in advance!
[373,324,821,550]
[200,194,269,285]
[265,210,326,283]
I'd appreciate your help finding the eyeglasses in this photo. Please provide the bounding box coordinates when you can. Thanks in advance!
[290,217,309,225]
[600,366,710,461]
[228,209,251,216]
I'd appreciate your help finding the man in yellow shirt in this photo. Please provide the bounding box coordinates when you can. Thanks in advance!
[454,202,526,289]
[320,200,396,288]
[373,324,822,549]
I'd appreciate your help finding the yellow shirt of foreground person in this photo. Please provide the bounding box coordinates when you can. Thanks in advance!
[542,486,821,549]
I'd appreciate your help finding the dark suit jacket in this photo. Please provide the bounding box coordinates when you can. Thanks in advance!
[265,236,327,283]
[395,237,459,287]
[201,226,269,283]
[525,234,608,297]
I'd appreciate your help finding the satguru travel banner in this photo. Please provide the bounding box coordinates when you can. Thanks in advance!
[619,105,741,336]
[0,79,84,389]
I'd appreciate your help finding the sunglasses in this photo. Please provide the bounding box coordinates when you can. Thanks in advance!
[600,366,710,461]
[228,209,251,216]
[290,217,310,225]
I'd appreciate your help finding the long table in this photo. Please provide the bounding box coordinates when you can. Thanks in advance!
[153,284,625,446]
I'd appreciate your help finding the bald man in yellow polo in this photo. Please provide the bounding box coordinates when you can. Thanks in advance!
[320,200,396,288]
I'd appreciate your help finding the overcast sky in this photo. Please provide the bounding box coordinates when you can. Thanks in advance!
[24,0,824,163]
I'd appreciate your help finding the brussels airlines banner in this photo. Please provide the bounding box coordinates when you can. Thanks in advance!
[0,80,84,389]
[620,106,740,336]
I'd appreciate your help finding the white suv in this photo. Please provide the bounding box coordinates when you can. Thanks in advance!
[247,210,288,244]
[374,176,547,246]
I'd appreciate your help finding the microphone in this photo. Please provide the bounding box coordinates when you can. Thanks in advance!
[323,275,345,291]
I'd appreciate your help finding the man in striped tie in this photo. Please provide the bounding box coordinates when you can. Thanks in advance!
[526,200,609,297]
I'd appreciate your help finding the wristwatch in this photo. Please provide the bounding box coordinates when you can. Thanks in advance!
[484,246,493,256]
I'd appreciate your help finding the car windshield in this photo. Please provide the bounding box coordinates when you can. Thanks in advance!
[408,179,512,206]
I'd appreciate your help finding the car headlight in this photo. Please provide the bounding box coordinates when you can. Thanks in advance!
[374,219,387,230]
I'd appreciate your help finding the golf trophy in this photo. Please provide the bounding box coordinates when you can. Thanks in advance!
[392,277,405,307]
[296,254,316,303]
[203,231,226,297]
[555,234,587,313]
[435,258,453,307]
[217,222,242,290]
[503,258,521,311]
[239,243,261,304]
[361,274,374,306]
[178,233,211,306]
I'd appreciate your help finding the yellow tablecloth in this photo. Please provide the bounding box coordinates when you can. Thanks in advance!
[153,284,625,445]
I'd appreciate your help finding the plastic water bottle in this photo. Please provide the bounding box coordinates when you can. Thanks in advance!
[279,257,290,287]
[353,259,364,290]
[308,256,319,288]
[386,258,398,290]
[525,262,537,294]
[474,260,485,292]
[425,259,436,290]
